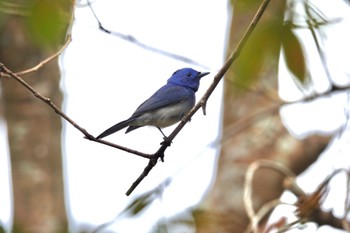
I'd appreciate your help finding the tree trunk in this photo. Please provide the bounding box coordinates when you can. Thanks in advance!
[0,15,68,233]
[193,1,331,232]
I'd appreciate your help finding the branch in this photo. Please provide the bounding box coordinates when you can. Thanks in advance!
[244,160,297,220]
[243,160,297,233]
[163,0,273,145]
[17,36,72,76]
[0,64,82,131]
[125,143,169,196]
[243,164,350,232]
[124,0,273,195]
[0,36,71,79]
[0,63,151,161]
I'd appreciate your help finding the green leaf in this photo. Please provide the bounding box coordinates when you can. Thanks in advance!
[26,0,68,46]
[122,191,154,216]
[281,25,307,83]
[234,21,283,89]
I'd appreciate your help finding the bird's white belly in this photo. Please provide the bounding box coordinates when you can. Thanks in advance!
[131,100,193,128]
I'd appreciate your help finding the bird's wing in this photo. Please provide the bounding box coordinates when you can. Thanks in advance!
[130,84,194,118]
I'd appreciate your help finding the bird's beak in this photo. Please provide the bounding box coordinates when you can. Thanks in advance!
[198,72,210,79]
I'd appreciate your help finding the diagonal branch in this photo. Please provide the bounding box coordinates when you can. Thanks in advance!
[125,143,169,195]
[0,63,151,160]
[124,0,273,195]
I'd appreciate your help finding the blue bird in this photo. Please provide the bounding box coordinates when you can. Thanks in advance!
[96,68,209,139]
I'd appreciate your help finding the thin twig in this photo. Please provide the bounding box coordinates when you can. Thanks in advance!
[304,1,333,84]
[16,36,72,76]
[86,0,209,69]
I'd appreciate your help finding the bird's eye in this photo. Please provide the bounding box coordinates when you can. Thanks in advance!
[173,71,178,75]
[186,73,191,77]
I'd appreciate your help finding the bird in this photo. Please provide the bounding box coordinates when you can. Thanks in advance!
[96,68,209,140]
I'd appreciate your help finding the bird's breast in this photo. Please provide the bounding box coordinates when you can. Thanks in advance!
[131,99,194,128]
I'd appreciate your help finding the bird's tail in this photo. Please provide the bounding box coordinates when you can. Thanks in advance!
[96,119,131,139]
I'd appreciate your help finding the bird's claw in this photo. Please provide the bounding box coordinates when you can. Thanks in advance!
[160,136,172,147]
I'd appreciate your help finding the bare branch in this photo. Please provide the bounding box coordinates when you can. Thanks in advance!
[0,63,151,161]
[16,36,72,76]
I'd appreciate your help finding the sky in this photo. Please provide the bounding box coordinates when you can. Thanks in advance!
[1,0,350,232]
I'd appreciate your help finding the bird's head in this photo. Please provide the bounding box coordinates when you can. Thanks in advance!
[167,68,209,92]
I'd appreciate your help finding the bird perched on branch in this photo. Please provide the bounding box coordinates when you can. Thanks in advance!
[96,68,209,139]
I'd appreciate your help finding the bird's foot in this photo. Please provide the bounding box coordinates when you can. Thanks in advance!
[160,136,172,147]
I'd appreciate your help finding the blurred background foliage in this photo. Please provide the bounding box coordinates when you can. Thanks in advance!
[227,0,337,92]
[0,0,72,47]
[0,0,73,232]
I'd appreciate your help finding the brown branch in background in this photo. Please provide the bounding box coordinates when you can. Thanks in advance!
[243,162,350,232]
[244,160,297,218]
[243,160,297,233]
[220,85,350,150]
[288,169,350,230]
[244,199,284,233]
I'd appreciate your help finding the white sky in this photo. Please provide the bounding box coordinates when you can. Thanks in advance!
[1,0,350,232]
